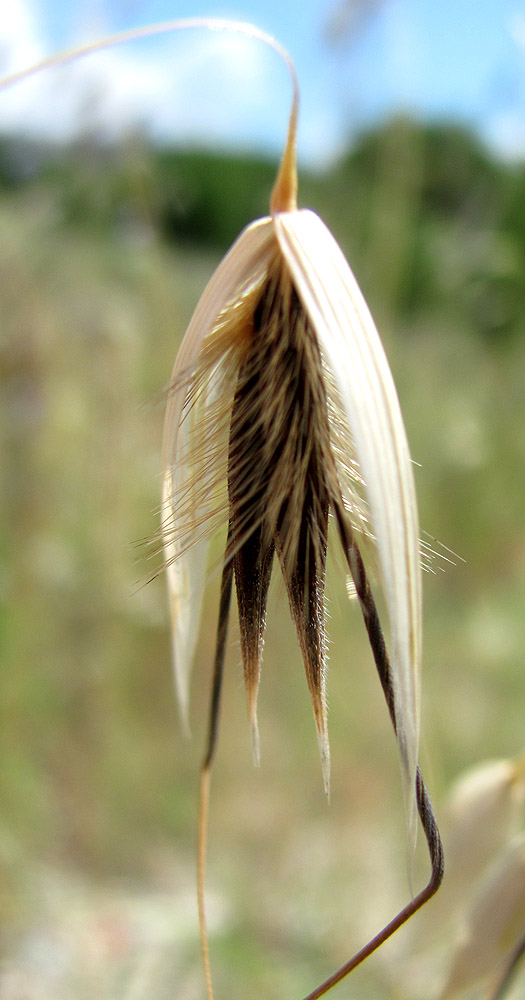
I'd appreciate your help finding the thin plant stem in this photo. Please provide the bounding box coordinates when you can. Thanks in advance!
[198,768,214,1000]
[198,537,234,1000]
[301,767,443,1000]
[297,505,445,1000]
[489,935,525,1000]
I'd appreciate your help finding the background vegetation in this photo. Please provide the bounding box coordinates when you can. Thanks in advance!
[1,117,524,998]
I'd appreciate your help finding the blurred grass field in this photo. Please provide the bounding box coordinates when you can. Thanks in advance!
[0,122,524,998]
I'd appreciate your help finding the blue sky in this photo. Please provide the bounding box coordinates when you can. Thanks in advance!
[1,0,525,168]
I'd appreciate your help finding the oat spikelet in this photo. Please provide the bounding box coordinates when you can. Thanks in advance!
[162,182,423,829]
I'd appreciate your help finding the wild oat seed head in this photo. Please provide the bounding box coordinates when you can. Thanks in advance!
[161,75,422,838]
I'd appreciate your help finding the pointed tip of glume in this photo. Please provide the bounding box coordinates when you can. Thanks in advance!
[178,699,192,739]
[174,673,192,738]
[251,713,261,768]
[316,729,331,801]
[322,758,331,802]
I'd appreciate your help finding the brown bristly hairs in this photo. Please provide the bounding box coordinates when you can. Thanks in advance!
[1,19,444,999]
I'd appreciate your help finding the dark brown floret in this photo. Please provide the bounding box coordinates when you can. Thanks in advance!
[227,260,334,754]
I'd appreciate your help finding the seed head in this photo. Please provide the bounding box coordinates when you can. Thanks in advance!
[161,85,422,838]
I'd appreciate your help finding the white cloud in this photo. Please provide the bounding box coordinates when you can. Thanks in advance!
[0,0,47,133]
[485,108,525,162]
[509,10,525,50]
[0,0,43,74]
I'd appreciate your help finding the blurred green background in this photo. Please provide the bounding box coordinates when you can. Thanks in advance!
[1,116,524,998]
